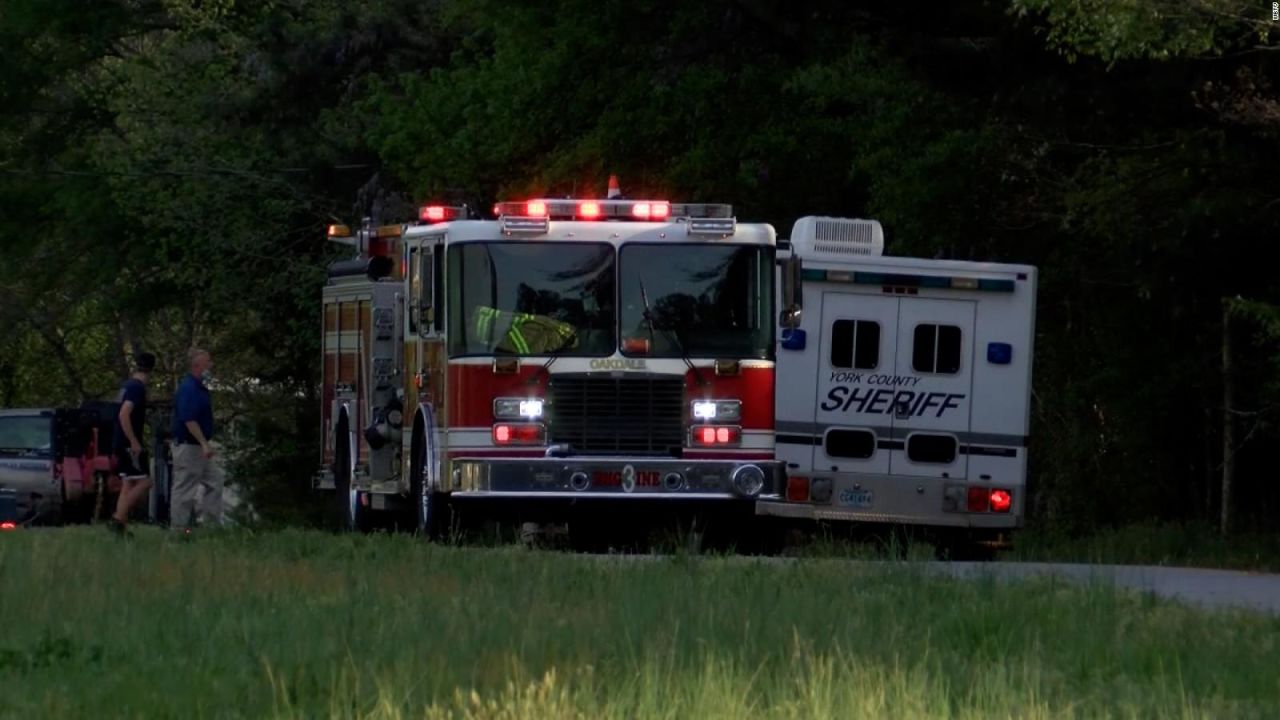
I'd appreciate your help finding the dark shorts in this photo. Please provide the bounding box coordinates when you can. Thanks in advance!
[115,448,150,480]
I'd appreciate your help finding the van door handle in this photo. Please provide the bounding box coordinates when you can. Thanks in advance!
[894,399,912,419]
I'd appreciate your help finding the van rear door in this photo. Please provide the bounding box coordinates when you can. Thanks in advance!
[888,298,976,479]
[813,292,899,476]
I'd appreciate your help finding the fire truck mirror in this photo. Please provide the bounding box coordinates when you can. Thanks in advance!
[779,307,802,329]
[780,257,803,329]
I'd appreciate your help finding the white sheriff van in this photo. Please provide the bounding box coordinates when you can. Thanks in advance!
[759,217,1037,539]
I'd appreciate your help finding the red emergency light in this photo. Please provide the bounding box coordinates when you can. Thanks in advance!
[0,521,16,531]
[493,423,545,446]
[418,205,464,223]
[578,201,602,219]
[691,425,741,447]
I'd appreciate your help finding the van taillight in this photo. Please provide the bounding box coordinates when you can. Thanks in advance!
[786,476,810,502]
[989,489,1012,513]
[966,487,989,512]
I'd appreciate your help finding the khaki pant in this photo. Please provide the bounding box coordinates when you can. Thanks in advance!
[171,443,223,528]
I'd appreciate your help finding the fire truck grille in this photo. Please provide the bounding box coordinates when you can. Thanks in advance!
[547,374,685,456]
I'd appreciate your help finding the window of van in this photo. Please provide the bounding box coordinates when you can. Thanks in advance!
[906,433,957,464]
[830,319,880,370]
[912,324,961,374]
[825,428,877,459]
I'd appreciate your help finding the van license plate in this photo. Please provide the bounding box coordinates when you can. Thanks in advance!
[837,489,873,509]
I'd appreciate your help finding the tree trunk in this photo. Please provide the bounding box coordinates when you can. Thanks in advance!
[1221,303,1234,537]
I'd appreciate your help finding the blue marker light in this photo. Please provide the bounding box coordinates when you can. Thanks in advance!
[781,328,807,351]
[987,342,1012,364]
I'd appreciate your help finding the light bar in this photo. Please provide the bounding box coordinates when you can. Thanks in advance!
[802,268,1016,293]
[418,205,465,223]
[494,199,732,220]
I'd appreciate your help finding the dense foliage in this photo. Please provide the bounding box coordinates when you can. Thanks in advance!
[2,0,1277,532]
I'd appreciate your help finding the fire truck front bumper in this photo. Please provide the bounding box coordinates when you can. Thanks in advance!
[448,457,784,501]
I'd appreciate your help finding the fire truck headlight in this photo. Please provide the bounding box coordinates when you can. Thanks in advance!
[519,399,544,419]
[691,400,741,422]
[494,397,544,420]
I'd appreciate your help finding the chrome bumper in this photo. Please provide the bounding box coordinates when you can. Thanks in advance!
[449,456,784,501]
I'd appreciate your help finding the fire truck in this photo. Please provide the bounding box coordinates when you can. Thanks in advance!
[315,181,783,536]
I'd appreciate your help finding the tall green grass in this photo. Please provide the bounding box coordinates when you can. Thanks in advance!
[1,528,1277,718]
[1005,523,1280,572]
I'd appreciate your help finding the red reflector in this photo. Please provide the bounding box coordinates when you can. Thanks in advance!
[622,337,651,354]
[651,202,670,219]
[493,423,543,445]
[420,205,447,222]
[527,201,547,216]
[691,425,740,447]
[579,201,601,219]
[786,476,810,502]
[0,521,16,531]
[989,489,1012,513]
[966,486,989,512]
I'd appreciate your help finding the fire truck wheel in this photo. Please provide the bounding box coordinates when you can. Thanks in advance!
[410,421,450,541]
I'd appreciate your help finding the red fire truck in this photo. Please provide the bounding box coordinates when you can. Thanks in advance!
[315,183,783,536]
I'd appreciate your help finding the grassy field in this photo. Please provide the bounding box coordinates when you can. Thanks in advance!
[1002,523,1280,573]
[1,529,1278,718]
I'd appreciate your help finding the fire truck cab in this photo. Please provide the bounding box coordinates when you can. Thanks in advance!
[316,191,783,535]
[760,217,1037,539]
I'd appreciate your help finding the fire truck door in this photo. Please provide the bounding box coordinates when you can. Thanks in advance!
[888,297,976,479]
[813,292,899,476]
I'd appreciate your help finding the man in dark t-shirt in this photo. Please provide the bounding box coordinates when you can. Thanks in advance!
[109,352,156,535]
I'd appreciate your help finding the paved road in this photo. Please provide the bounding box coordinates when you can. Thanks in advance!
[921,562,1280,615]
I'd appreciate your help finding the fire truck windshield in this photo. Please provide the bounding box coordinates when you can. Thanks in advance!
[0,415,52,457]
[619,244,774,359]
[447,241,616,357]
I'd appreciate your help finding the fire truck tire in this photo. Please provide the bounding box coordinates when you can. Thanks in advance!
[410,418,450,541]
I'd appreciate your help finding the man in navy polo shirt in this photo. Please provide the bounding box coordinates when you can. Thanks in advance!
[109,351,156,536]
[171,348,222,529]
